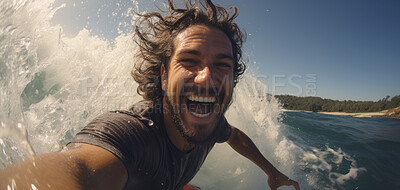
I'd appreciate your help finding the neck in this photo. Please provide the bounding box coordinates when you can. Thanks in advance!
[162,98,194,152]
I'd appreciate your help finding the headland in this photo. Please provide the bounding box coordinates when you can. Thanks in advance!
[277,95,400,119]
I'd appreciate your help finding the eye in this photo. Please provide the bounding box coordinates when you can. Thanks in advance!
[216,62,233,69]
[180,59,197,63]
[180,59,199,68]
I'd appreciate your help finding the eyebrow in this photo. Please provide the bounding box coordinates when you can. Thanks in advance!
[216,54,234,62]
[178,50,234,61]
[178,50,201,56]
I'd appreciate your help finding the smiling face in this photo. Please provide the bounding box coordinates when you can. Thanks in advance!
[161,25,234,144]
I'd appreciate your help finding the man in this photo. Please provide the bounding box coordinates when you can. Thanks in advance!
[0,0,300,189]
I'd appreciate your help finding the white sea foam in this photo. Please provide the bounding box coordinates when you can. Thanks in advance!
[300,145,367,188]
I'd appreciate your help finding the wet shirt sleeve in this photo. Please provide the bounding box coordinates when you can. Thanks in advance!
[67,111,149,171]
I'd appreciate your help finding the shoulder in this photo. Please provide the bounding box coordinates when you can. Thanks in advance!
[69,102,162,167]
[85,101,156,132]
[71,101,161,148]
[89,111,141,125]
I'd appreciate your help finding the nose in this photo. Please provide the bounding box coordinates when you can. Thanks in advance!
[194,66,212,86]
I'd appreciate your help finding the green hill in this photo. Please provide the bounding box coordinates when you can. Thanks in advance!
[275,95,400,113]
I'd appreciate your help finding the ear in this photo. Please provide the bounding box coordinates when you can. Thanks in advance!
[160,64,167,91]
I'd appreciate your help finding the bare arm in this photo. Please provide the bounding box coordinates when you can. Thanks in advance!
[227,126,299,190]
[0,143,127,190]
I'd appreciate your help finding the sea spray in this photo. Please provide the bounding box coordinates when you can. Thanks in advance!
[0,0,140,157]
[0,118,35,168]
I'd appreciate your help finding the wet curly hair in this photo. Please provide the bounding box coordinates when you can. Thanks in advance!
[132,0,246,104]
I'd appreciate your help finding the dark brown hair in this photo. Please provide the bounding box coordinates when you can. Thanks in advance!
[132,0,246,104]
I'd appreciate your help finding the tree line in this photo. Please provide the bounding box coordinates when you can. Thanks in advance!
[275,95,400,113]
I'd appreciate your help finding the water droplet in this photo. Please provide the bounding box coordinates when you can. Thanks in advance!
[128,121,130,123]
[11,179,16,189]
[161,182,164,186]
[148,120,154,126]
[30,184,38,190]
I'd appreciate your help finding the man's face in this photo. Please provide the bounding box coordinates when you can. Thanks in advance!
[162,25,234,143]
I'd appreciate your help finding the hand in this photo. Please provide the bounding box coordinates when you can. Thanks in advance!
[267,169,300,190]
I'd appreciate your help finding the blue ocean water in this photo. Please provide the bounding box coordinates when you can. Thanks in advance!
[281,111,400,189]
[1,0,400,189]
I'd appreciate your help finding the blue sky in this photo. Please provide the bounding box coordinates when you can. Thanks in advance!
[52,0,400,101]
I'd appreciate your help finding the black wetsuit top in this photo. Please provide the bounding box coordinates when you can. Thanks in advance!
[69,102,232,190]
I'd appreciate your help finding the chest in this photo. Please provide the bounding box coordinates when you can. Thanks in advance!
[125,142,212,190]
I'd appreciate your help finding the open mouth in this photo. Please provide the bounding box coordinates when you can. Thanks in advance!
[186,95,216,118]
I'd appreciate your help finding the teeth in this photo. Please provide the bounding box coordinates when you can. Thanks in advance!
[191,111,212,118]
[199,97,205,102]
[188,95,216,103]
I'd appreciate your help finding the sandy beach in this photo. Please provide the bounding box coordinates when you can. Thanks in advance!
[318,110,388,118]
[283,109,389,118]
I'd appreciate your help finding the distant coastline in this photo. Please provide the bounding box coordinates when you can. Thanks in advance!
[283,107,400,119]
[276,94,400,119]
